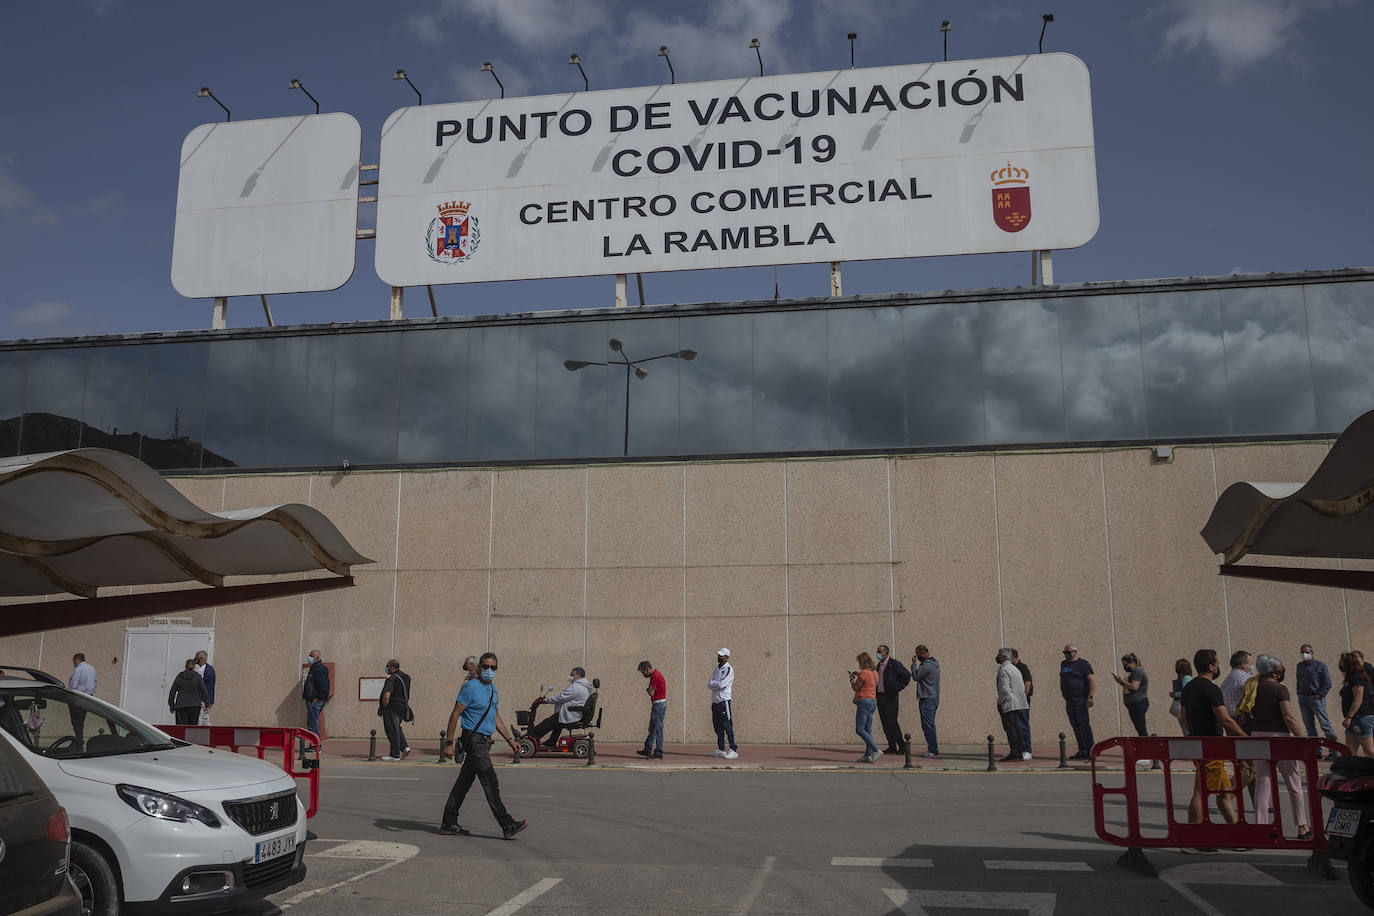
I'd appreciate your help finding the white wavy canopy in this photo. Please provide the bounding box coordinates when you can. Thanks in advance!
[0,449,372,598]
[1202,409,1374,565]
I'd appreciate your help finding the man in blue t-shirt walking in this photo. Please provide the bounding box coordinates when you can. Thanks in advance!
[439,652,528,839]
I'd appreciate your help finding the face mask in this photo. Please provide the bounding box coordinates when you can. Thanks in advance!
[305,657,315,665]
[480,668,496,683]
[568,675,576,683]
[1302,653,1313,661]
[876,652,885,661]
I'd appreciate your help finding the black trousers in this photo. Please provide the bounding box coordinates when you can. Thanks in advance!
[876,691,906,752]
[174,706,199,725]
[442,732,515,830]
[382,709,408,757]
[529,712,564,747]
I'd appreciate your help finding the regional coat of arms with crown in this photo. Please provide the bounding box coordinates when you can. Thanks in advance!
[426,200,481,263]
[990,162,1031,233]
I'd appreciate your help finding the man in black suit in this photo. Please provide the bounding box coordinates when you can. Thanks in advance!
[875,644,911,755]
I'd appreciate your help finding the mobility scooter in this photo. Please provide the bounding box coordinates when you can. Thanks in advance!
[513,678,601,759]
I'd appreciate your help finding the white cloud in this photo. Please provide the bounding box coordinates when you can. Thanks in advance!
[0,156,59,225]
[10,301,97,338]
[89,191,123,214]
[1156,0,1353,80]
[407,0,612,50]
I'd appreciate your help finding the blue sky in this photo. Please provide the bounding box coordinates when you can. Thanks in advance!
[1,0,1370,339]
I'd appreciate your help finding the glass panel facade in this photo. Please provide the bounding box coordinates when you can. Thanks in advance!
[2,275,1370,472]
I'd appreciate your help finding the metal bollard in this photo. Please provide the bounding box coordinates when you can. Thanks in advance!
[1058,732,1069,769]
[439,729,446,762]
[1150,733,1162,770]
[367,729,377,761]
[586,734,596,766]
[903,732,914,769]
[986,735,997,771]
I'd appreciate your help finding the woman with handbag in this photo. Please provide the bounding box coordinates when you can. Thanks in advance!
[379,658,412,761]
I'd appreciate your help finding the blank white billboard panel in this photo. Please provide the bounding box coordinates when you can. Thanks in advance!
[375,54,1097,287]
[172,113,361,298]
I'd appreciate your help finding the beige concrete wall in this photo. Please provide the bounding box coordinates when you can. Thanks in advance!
[1,440,1364,749]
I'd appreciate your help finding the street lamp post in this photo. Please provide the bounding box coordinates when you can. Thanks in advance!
[564,338,698,456]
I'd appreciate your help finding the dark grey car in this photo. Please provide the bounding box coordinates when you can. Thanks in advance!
[0,725,80,916]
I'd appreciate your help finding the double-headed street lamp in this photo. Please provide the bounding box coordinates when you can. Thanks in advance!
[564,338,697,456]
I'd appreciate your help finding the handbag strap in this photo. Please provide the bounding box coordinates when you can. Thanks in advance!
[472,684,494,731]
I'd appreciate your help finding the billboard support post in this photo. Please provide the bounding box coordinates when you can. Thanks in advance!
[830,262,843,297]
[212,297,227,330]
[427,285,438,317]
[1034,249,1055,286]
[259,295,274,327]
[390,286,404,319]
[615,274,627,308]
[636,273,645,307]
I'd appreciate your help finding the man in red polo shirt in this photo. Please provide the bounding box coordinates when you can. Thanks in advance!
[636,660,667,759]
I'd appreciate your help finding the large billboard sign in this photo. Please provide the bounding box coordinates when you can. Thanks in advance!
[172,113,361,299]
[375,53,1097,287]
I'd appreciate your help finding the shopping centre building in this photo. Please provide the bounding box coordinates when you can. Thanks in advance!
[2,266,1372,747]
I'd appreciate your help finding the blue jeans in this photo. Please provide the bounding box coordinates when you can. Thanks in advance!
[644,700,666,754]
[1300,695,1338,742]
[855,698,878,756]
[712,700,737,751]
[1017,708,1031,754]
[918,697,939,754]
[305,699,325,737]
[1065,696,1094,755]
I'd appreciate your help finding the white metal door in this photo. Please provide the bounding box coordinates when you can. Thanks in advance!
[120,628,214,726]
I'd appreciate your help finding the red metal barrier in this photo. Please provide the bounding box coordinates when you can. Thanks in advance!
[1092,735,1344,852]
[159,725,320,818]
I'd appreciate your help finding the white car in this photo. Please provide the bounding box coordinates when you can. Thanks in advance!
[0,668,306,915]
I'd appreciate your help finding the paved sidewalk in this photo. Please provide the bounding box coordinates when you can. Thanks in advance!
[317,736,1134,772]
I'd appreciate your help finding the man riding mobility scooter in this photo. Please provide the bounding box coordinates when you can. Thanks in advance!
[514,668,600,758]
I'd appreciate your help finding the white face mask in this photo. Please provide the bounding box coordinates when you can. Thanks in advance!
[1302,652,1313,661]
[568,675,576,683]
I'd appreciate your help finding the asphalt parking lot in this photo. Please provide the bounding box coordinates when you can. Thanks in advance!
[229,756,1360,916]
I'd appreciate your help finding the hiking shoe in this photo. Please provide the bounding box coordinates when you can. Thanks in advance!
[723,750,738,759]
[438,823,471,836]
[711,748,727,757]
[503,819,529,840]
[921,751,941,758]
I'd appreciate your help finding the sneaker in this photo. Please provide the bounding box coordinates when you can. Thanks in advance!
[872,749,883,761]
[920,751,941,758]
[859,754,874,763]
[1022,752,1033,761]
[650,752,664,759]
[1000,754,1020,762]
[634,748,652,757]
[381,756,400,762]
[723,750,738,759]
[438,823,471,836]
[503,819,529,840]
[711,748,727,757]
[401,747,411,759]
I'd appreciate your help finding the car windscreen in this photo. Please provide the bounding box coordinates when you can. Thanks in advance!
[0,687,176,759]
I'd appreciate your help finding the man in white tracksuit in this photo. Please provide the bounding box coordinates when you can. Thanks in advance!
[708,648,738,759]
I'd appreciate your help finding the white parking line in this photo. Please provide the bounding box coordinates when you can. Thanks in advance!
[831,856,933,868]
[984,859,1092,871]
[279,840,419,909]
[731,856,776,914]
[884,888,1057,915]
[485,878,562,916]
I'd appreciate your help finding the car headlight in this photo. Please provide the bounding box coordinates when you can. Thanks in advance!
[116,784,221,828]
